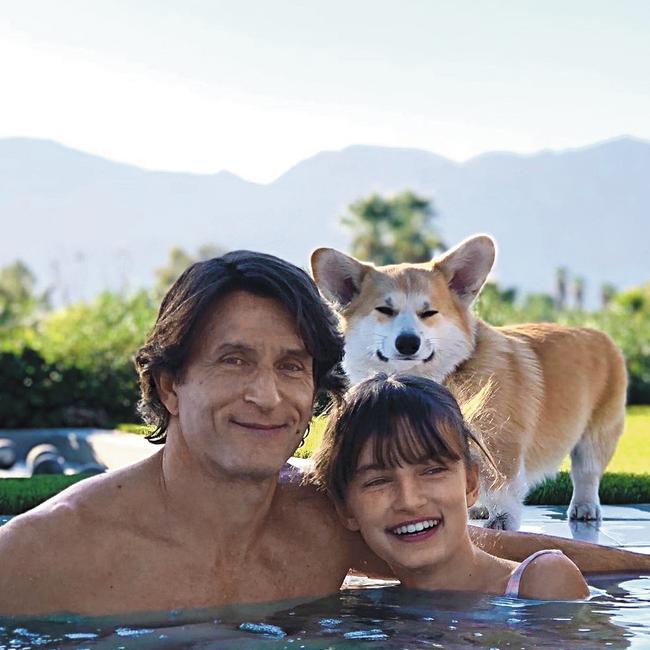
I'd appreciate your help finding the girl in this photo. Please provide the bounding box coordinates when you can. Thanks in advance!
[312,374,589,600]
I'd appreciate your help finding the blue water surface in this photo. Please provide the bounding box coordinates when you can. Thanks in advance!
[1,574,649,649]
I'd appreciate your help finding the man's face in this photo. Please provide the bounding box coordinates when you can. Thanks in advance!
[169,290,315,480]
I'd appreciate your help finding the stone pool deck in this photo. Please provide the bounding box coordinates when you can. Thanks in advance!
[490,504,650,555]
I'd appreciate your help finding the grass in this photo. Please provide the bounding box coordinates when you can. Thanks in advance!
[526,471,650,505]
[294,415,329,459]
[0,474,91,515]
[560,405,650,475]
[116,423,155,436]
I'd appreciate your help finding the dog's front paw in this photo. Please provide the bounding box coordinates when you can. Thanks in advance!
[568,501,602,521]
[468,505,489,520]
[485,513,516,530]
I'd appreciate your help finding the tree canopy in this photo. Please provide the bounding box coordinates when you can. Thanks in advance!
[342,191,445,265]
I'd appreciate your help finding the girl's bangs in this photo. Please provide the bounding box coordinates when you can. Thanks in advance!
[368,413,464,470]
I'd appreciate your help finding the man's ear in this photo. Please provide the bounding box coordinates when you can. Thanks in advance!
[465,461,481,508]
[310,248,372,309]
[434,234,496,308]
[155,370,179,416]
[334,498,361,532]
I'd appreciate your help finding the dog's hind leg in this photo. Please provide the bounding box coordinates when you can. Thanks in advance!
[569,412,625,521]
[569,364,626,521]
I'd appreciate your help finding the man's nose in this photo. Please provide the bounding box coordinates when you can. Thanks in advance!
[393,476,428,512]
[243,368,282,410]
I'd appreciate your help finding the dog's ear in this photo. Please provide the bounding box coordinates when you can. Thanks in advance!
[310,248,370,308]
[434,235,496,307]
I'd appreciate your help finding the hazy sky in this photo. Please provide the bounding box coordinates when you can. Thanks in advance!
[1,0,648,182]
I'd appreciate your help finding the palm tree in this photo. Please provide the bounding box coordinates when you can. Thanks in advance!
[600,283,616,309]
[555,267,568,311]
[342,191,445,265]
[573,276,585,311]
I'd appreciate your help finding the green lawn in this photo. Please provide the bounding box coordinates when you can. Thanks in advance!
[561,405,650,475]
[297,406,650,475]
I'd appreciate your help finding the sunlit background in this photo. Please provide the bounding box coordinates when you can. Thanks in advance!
[2,0,649,182]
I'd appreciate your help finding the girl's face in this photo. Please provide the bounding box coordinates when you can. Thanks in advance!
[339,434,480,578]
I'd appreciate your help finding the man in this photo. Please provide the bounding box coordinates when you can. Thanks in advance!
[0,250,647,615]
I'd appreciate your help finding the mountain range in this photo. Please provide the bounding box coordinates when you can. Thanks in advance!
[1,136,648,307]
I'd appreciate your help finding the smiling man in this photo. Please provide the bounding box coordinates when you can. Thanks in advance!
[0,251,648,615]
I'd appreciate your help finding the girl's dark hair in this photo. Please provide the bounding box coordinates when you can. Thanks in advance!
[311,373,495,502]
[135,250,346,442]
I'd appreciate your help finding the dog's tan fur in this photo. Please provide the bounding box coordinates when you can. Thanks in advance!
[311,235,627,530]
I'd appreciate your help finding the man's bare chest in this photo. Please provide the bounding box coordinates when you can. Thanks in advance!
[73,533,347,613]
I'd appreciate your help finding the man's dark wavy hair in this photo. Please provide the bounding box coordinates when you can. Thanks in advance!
[135,250,346,443]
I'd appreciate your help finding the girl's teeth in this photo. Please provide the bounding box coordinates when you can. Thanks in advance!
[392,519,439,535]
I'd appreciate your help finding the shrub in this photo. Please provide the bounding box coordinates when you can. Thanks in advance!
[0,291,156,427]
[0,474,90,515]
[0,348,138,427]
[526,471,650,505]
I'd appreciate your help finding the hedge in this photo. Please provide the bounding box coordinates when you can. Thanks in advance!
[0,348,139,427]
[2,471,650,516]
[0,474,91,515]
[525,471,650,505]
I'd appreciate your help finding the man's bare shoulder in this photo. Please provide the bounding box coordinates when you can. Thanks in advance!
[4,454,160,535]
[277,481,338,525]
[275,481,356,549]
[276,481,393,579]
[0,455,163,614]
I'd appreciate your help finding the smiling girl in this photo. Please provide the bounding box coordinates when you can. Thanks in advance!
[312,374,589,600]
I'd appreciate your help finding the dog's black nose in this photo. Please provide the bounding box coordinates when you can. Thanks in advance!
[395,333,421,356]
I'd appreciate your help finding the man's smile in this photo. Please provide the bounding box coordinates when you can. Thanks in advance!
[230,418,289,432]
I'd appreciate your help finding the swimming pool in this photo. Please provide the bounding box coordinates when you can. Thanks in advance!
[2,505,650,648]
[1,573,649,648]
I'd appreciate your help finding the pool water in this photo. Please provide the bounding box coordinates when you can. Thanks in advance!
[2,574,649,649]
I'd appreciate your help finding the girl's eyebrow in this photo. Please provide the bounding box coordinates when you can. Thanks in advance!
[355,463,386,474]
[356,455,450,475]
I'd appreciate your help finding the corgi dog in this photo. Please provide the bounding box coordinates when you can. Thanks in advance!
[310,235,627,531]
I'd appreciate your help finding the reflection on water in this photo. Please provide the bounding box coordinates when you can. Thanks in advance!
[1,574,649,648]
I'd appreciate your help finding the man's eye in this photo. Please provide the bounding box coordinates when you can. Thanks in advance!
[279,361,304,372]
[375,306,395,317]
[419,309,438,319]
[221,356,246,366]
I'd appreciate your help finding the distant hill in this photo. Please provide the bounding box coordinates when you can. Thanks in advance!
[1,136,648,306]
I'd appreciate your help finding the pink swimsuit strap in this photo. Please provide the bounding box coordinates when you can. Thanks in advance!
[504,549,564,598]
